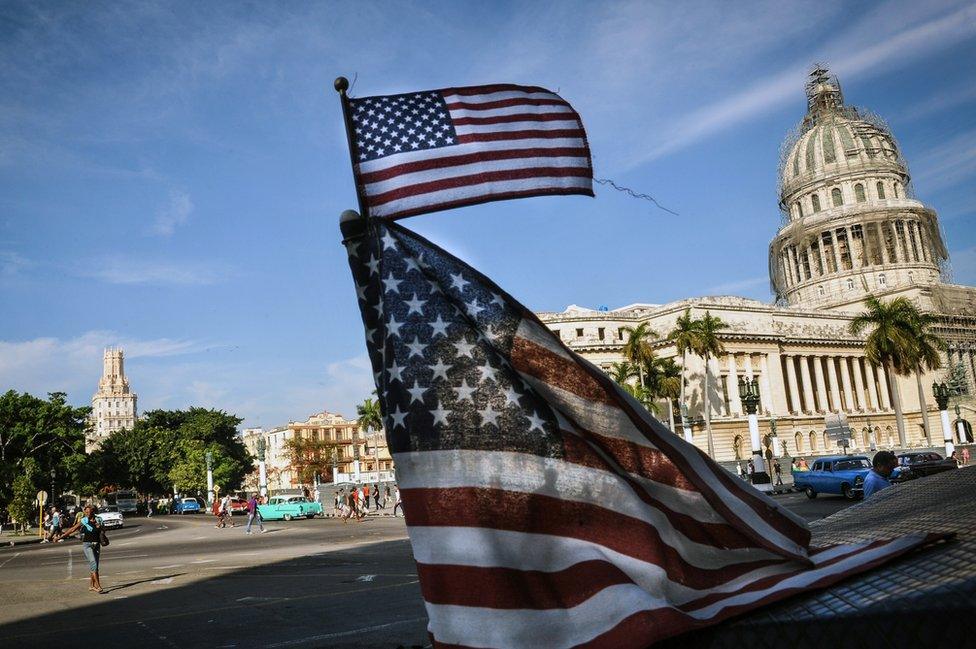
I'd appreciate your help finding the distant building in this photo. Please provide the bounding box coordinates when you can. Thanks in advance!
[88,348,138,452]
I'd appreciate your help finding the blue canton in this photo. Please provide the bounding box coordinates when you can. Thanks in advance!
[348,92,459,163]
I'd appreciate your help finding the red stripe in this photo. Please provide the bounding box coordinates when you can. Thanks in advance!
[561,429,698,492]
[376,185,594,221]
[452,112,579,126]
[359,147,590,184]
[512,334,616,406]
[445,97,569,111]
[439,84,554,96]
[368,166,592,206]
[403,487,782,590]
[455,128,585,143]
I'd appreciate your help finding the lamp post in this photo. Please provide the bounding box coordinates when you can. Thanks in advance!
[739,377,771,489]
[205,451,214,506]
[256,438,268,498]
[680,403,693,444]
[50,468,56,505]
[933,382,953,457]
[954,404,967,447]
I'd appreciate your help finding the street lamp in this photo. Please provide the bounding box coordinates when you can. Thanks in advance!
[256,438,268,498]
[933,382,954,457]
[680,403,693,444]
[205,451,214,506]
[739,377,771,489]
[50,468,56,505]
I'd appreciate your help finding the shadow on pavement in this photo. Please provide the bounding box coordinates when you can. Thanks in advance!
[0,537,428,649]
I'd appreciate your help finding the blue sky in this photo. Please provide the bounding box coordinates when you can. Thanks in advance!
[1,0,974,428]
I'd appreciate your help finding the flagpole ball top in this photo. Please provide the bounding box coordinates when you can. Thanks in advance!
[334,77,349,94]
[340,209,361,224]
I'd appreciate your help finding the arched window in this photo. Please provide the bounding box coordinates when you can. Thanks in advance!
[795,201,803,217]
[732,435,743,460]
[862,428,870,447]
[811,194,821,213]
[822,130,837,163]
[809,431,818,451]
[823,430,830,448]
[876,182,886,200]
[878,273,887,287]
[894,183,901,198]
[855,183,865,202]
[831,187,843,206]
[818,285,825,297]
[794,432,804,453]
[885,427,893,446]
[846,278,855,290]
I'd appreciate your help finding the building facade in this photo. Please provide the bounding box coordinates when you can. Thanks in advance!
[538,70,976,463]
[87,348,138,452]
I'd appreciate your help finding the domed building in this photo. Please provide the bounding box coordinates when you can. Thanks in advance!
[538,69,976,463]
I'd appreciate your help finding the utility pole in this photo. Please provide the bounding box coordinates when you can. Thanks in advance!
[740,377,771,490]
[205,451,214,506]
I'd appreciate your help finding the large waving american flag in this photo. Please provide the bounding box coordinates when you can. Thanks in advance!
[341,217,936,648]
[347,84,593,219]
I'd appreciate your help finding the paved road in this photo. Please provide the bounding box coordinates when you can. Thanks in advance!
[0,495,855,649]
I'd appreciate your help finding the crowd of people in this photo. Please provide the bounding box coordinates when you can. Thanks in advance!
[334,483,401,523]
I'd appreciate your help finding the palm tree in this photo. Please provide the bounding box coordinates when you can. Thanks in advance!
[608,361,637,386]
[667,308,701,434]
[695,311,727,458]
[356,397,383,477]
[648,357,682,433]
[849,296,916,448]
[621,323,658,388]
[904,308,947,446]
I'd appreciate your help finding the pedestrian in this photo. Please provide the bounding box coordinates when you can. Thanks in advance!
[245,493,265,534]
[147,498,154,518]
[774,459,784,486]
[393,485,402,518]
[343,488,361,523]
[362,483,370,513]
[374,483,382,510]
[963,447,971,465]
[302,485,310,500]
[217,493,234,528]
[790,458,797,473]
[747,460,755,478]
[863,450,898,499]
[313,485,321,506]
[385,485,391,508]
[57,504,107,593]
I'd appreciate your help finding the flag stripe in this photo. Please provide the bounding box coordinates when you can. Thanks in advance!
[454,119,582,135]
[444,97,570,111]
[441,86,561,100]
[359,147,590,184]
[372,183,593,220]
[452,112,580,126]
[357,138,587,174]
[455,128,586,143]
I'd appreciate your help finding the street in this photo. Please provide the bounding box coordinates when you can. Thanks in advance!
[0,494,854,649]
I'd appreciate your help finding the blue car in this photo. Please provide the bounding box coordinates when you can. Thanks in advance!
[793,455,872,500]
[173,497,202,514]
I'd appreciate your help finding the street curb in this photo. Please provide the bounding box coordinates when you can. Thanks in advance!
[3,536,43,547]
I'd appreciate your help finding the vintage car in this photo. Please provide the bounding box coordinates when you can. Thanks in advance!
[173,497,202,514]
[97,505,125,529]
[258,496,324,521]
[793,455,872,500]
[228,497,249,515]
[892,452,958,482]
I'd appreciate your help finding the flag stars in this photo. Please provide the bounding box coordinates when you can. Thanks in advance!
[389,406,408,430]
[387,361,405,383]
[366,255,380,276]
[450,273,469,291]
[503,387,522,407]
[429,315,451,338]
[430,402,451,426]
[381,231,398,251]
[405,337,427,359]
[464,300,484,319]
[478,407,501,428]
[382,272,403,294]
[406,381,427,404]
[387,317,404,339]
[430,359,452,381]
[526,412,547,433]
[405,294,426,316]
[454,339,476,358]
[455,380,476,403]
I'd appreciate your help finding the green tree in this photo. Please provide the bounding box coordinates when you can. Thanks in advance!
[647,357,682,432]
[356,397,383,435]
[694,311,727,458]
[849,296,916,447]
[666,308,701,431]
[608,361,637,386]
[621,323,658,388]
[284,436,334,485]
[8,474,37,533]
[903,308,947,445]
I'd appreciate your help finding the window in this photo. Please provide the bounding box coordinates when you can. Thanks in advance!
[795,201,803,218]
[805,133,817,170]
[854,183,866,202]
[831,187,843,207]
[575,328,583,338]
[809,431,818,451]
[821,231,837,273]
[618,328,625,341]
[810,240,824,275]
[811,194,821,212]
[598,327,605,341]
[835,228,852,270]
[818,285,825,297]
[878,273,887,287]
[908,271,914,283]
[876,182,886,200]
[822,130,837,163]
[846,278,855,290]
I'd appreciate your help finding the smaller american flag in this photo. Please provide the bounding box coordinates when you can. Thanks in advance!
[347,84,593,219]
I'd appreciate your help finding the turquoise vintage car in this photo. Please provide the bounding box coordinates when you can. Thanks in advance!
[257,495,324,521]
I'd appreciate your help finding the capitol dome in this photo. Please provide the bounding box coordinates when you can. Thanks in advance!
[769,67,947,311]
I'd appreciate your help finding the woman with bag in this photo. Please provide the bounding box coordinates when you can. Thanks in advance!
[57,504,108,593]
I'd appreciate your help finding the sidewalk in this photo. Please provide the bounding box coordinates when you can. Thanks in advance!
[1,527,45,547]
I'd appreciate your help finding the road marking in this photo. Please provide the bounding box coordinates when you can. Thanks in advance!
[191,559,216,564]
[266,617,428,647]
[194,536,207,540]
[102,554,149,560]
[356,574,376,582]
[0,552,21,568]
[67,548,73,579]
[151,577,173,585]
[236,596,285,602]
[117,541,136,546]
[153,564,182,569]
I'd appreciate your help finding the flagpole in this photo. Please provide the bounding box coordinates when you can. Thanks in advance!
[333,76,370,219]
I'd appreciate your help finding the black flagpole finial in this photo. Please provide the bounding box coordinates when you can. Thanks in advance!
[334,76,349,95]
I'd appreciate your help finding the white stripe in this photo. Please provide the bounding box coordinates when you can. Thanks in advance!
[363,155,590,197]
[422,535,920,649]
[442,89,564,104]
[394,448,725,525]
[358,137,587,175]
[513,319,810,558]
[453,119,581,135]
[370,175,591,218]
[447,103,575,120]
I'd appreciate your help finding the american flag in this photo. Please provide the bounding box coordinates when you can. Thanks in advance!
[347,84,593,220]
[343,218,936,648]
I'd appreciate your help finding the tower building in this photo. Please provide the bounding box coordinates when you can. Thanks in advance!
[88,347,138,452]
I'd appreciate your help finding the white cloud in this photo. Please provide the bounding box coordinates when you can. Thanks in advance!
[152,190,193,236]
[78,255,232,285]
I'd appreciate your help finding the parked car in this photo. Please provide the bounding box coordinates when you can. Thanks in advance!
[173,497,202,514]
[258,495,324,521]
[228,497,249,515]
[892,452,958,482]
[97,505,124,529]
[793,455,872,500]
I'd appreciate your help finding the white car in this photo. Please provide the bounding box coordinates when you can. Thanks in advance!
[98,505,125,529]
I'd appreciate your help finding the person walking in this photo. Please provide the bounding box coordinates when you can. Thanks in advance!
[343,489,361,523]
[963,447,971,465]
[393,485,402,518]
[384,485,391,509]
[362,484,370,513]
[774,459,784,486]
[863,451,898,499]
[57,505,107,593]
[244,493,265,534]
[374,483,382,510]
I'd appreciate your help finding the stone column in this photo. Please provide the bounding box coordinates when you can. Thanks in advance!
[726,354,741,417]
[876,363,892,410]
[916,221,930,262]
[798,356,816,415]
[784,355,801,415]
[830,229,843,272]
[812,356,829,413]
[761,352,784,415]
[852,356,867,412]
[826,356,842,412]
[839,356,855,412]
[743,353,754,380]
[865,360,881,411]
[817,233,831,276]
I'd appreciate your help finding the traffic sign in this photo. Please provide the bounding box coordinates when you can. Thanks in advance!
[36,490,48,506]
